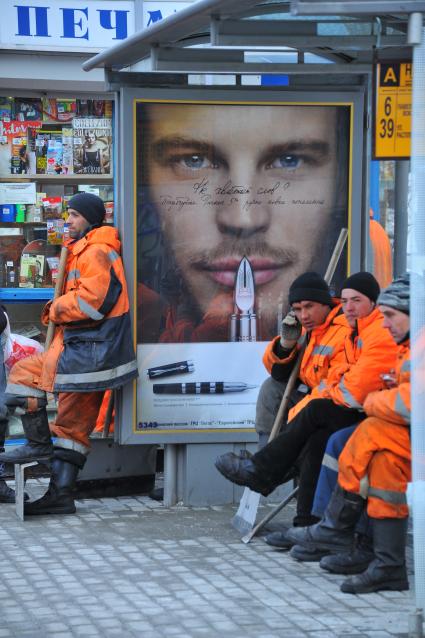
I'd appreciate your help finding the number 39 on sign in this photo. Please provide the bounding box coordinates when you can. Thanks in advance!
[373,62,412,160]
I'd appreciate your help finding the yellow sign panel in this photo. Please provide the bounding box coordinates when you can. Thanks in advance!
[374,62,412,159]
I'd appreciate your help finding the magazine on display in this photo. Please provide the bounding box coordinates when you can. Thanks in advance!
[0,120,41,175]
[73,118,112,175]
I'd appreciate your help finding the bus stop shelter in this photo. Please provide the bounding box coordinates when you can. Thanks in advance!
[83,1,425,628]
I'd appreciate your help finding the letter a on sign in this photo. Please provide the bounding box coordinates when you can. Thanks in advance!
[380,64,400,86]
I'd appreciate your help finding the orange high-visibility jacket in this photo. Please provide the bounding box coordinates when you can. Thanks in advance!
[369,210,393,289]
[363,340,410,424]
[39,225,137,393]
[263,304,349,390]
[339,338,411,518]
[311,307,399,409]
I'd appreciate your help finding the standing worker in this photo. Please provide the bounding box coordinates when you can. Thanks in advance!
[0,193,138,515]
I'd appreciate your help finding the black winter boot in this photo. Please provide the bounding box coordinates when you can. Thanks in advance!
[0,450,30,503]
[285,484,365,552]
[341,518,409,593]
[265,516,320,550]
[320,533,374,575]
[290,544,330,562]
[24,448,86,516]
[0,409,53,464]
[0,418,15,502]
[214,452,276,496]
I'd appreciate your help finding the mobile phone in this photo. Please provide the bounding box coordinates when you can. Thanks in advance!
[381,374,394,382]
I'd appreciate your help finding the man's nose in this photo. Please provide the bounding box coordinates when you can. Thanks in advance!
[215,194,271,238]
[214,161,271,237]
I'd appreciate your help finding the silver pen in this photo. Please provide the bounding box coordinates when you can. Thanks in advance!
[153,382,256,394]
[230,256,257,342]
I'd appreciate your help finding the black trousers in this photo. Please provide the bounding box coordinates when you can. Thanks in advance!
[253,399,365,520]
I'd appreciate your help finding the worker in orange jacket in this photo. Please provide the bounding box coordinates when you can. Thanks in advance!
[0,193,138,516]
[285,274,411,594]
[369,208,393,289]
[256,271,349,450]
[215,272,399,536]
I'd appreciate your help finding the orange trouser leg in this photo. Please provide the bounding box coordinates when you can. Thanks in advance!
[338,416,411,519]
[50,391,105,453]
[366,448,411,518]
[7,352,46,396]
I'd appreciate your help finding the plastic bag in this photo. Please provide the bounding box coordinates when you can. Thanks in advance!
[3,316,43,372]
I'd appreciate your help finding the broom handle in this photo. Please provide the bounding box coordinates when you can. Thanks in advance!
[44,246,68,351]
[102,391,115,438]
[267,227,348,444]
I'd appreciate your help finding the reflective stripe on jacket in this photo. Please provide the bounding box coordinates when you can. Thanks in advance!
[40,225,138,393]
[262,304,349,390]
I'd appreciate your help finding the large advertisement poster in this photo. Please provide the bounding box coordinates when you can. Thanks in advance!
[135,99,350,435]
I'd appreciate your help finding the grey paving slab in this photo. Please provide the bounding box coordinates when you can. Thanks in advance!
[0,477,418,638]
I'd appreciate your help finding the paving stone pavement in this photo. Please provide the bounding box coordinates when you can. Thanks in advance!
[0,478,417,638]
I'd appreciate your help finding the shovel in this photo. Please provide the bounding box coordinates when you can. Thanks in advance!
[231,228,348,538]
[44,245,69,350]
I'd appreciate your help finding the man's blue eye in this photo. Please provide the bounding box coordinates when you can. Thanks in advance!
[273,154,301,169]
[183,155,207,169]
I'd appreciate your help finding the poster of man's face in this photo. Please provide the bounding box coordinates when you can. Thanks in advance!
[136,101,350,344]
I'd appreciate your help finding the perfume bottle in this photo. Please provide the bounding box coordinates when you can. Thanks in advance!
[5,260,16,287]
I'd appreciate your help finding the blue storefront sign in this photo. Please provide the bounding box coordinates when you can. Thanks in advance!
[0,0,135,48]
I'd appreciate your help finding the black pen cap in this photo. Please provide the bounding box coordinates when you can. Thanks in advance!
[146,359,195,379]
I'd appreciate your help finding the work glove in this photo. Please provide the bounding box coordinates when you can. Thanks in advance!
[280,311,302,349]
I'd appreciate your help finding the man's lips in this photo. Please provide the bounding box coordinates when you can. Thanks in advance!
[197,257,289,287]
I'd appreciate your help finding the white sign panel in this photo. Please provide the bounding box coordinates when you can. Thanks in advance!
[137,343,267,432]
[142,1,196,28]
[0,182,36,205]
[0,0,135,49]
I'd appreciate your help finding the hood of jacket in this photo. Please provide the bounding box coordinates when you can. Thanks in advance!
[65,225,121,256]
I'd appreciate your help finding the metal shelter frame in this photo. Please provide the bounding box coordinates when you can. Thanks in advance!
[83,0,423,75]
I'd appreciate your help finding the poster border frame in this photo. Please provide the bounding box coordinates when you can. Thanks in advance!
[118,88,364,445]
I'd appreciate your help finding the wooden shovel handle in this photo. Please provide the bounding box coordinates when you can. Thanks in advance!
[102,391,115,439]
[44,246,68,351]
[267,227,348,443]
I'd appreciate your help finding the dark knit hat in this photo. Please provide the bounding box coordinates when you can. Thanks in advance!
[341,271,380,302]
[68,193,105,226]
[289,271,332,306]
[377,273,410,315]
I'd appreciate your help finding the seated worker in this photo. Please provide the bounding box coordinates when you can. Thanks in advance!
[285,274,411,594]
[0,193,138,516]
[256,271,349,451]
[215,272,399,541]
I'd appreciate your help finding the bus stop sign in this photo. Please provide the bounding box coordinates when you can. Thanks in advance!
[373,62,412,160]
